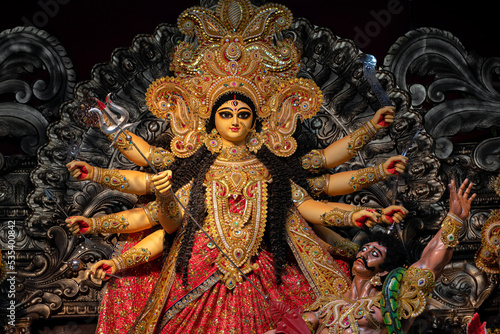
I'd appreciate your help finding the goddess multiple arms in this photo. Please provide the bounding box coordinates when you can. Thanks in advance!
[307,155,407,197]
[67,160,155,195]
[296,197,407,229]
[90,228,165,280]
[66,204,159,235]
[321,106,394,168]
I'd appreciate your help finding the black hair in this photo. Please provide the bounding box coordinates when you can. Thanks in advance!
[206,91,259,132]
[358,231,408,273]
[161,91,311,285]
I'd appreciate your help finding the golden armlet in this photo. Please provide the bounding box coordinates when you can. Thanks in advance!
[149,146,176,169]
[440,213,464,249]
[349,163,388,191]
[156,192,181,219]
[347,120,378,156]
[143,201,159,226]
[145,173,155,194]
[320,208,363,227]
[111,247,151,272]
[89,214,130,234]
[91,167,129,191]
[301,149,326,173]
[106,131,134,150]
[307,174,329,196]
[291,181,313,207]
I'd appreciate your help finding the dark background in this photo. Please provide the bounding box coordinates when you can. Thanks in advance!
[1,0,498,84]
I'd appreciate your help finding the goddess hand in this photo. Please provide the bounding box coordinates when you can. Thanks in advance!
[371,106,395,129]
[382,155,408,176]
[381,205,408,225]
[66,216,92,234]
[90,259,116,280]
[353,209,382,228]
[67,161,93,181]
[151,170,173,197]
[448,179,476,221]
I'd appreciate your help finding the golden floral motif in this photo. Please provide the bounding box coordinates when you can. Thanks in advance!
[440,213,464,249]
[397,267,435,319]
[145,0,323,159]
[301,149,326,173]
[348,163,388,191]
[205,158,269,289]
[347,121,378,156]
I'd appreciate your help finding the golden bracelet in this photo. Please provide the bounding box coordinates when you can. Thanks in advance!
[347,121,378,156]
[307,174,329,196]
[91,167,129,191]
[106,131,134,150]
[291,181,313,207]
[440,213,464,249]
[145,173,156,194]
[149,146,176,169]
[320,208,357,227]
[157,192,181,220]
[143,201,159,227]
[301,149,326,173]
[348,163,388,191]
[111,247,151,272]
[89,214,130,233]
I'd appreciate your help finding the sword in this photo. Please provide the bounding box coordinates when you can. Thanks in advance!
[360,54,393,107]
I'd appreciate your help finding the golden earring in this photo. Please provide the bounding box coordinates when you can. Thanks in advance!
[245,129,264,153]
[204,129,223,153]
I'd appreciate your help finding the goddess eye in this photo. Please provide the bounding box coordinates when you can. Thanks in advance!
[237,111,251,119]
[217,111,233,119]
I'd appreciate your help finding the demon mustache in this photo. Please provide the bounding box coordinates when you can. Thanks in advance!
[356,256,376,271]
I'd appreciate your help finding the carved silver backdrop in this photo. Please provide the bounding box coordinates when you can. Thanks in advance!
[0,1,499,333]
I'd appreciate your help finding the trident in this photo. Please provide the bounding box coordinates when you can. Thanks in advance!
[90,94,270,300]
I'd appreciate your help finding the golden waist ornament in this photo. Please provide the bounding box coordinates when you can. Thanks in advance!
[205,157,270,289]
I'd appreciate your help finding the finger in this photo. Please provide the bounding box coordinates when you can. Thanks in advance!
[155,182,172,192]
[464,181,473,196]
[457,178,468,196]
[449,179,458,201]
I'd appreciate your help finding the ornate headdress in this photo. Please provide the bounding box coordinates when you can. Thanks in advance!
[146,0,323,158]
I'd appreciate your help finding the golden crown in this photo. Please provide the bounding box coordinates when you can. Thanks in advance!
[146,0,323,157]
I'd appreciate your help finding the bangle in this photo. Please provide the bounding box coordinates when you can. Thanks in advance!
[440,213,464,248]
[149,146,176,169]
[106,131,134,150]
[145,173,155,194]
[307,174,329,196]
[301,149,326,173]
[111,247,151,272]
[320,207,364,227]
[291,181,312,207]
[347,121,378,156]
[348,163,388,191]
[89,214,129,233]
[92,167,129,191]
[143,201,159,226]
[157,191,180,220]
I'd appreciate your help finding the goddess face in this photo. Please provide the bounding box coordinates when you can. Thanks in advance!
[215,100,254,146]
[352,242,387,278]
